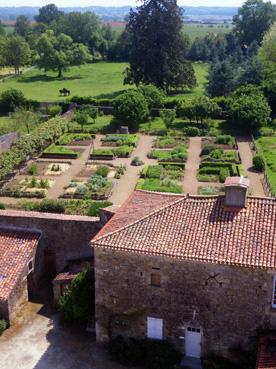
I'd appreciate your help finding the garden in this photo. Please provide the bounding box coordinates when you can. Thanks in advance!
[0,176,55,198]
[42,144,81,159]
[256,137,276,196]
[23,161,71,177]
[57,133,95,146]
[137,164,184,193]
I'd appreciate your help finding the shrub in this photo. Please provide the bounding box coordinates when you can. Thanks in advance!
[39,178,49,189]
[113,90,149,131]
[210,149,223,159]
[0,203,5,210]
[59,269,94,324]
[35,199,65,213]
[28,163,37,176]
[113,145,133,158]
[0,319,8,334]
[201,145,216,156]
[146,165,163,179]
[259,127,275,136]
[219,167,230,183]
[48,104,62,117]
[183,127,200,137]
[131,156,144,166]
[96,166,110,177]
[109,336,181,369]
[0,88,26,113]
[138,84,165,109]
[253,155,265,172]
[215,135,234,145]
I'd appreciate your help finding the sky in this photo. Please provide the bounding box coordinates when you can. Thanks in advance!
[1,0,275,7]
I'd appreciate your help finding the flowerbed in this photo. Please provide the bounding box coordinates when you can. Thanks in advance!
[0,177,55,198]
[138,164,184,193]
[57,133,95,146]
[202,135,236,150]
[201,147,240,164]
[197,162,243,183]
[101,134,138,147]
[148,145,187,163]
[63,174,113,200]
[153,136,187,149]
[42,145,80,159]
[90,145,134,159]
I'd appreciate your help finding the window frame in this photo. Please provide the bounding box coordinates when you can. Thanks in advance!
[147,317,163,340]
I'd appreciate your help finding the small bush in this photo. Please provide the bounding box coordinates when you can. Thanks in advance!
[109,336,181,369]
[48,105,62,118]
[215,135,233,145]
[183,127,200,137]
[201,145,216,156]
[96,166,110,177]
[0,319,8,334]
[131,156,144,166]
[253,155,265,172]
[28,163,37,176]
[36,199,65,213]
[0,203,5,210]
[219,168,230,183]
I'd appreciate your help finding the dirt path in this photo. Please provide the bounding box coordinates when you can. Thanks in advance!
[182,137,202,195]
[237,137,265,197]
[109,135,156,206]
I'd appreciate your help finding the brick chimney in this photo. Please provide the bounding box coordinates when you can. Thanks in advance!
[224,176,250,208]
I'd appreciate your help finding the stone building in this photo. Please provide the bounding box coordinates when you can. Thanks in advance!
[0,227,40,324]
[92,178,276,360]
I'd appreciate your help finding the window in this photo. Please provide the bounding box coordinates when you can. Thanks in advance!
[272,275,276,308]
[147,317,163,340]
[151,273,161,287]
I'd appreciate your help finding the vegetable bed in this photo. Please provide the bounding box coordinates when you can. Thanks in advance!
[42,145,80,159]
[101,134,139,147]
[148,145,187,162]
[58,133,95,146]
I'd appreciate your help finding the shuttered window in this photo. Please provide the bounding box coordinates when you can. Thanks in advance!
[272,275,276,308]
[147,317,163,340]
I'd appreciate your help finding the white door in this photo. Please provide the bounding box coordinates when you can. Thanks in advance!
[147,317,163,340]
[185,327,201,358]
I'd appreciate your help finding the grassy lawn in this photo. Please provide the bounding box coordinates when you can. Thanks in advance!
[69,115,113,133]
[182,23,232,41]
[0,62,208,102]
[0,63,129,102]
[256,137,276,195]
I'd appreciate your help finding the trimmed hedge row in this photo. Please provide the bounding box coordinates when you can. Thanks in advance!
[0,117,68,181]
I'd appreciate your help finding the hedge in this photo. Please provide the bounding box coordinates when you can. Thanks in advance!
[0,116,68,180]
[70,96,114,107]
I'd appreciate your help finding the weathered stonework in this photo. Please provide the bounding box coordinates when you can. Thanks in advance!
[95,248,276,357]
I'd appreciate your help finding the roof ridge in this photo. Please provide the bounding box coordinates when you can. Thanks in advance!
[93,195,187,243]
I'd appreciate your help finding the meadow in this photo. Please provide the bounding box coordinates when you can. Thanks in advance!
[0,62,208,102]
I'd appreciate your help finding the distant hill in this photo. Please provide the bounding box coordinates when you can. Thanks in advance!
[0,6,238,23]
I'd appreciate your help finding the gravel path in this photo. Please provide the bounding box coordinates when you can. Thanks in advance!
[237,137,265,197]
[182,137,202,195]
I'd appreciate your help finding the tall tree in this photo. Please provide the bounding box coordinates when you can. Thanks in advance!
[207,59,235,97]
[2,35,31,75]
[125,0,196,91]
[0,21,5,37]
[36,30,91,77]
[15,16,31,39]
[35,4,64,25]
[233,0,276,46]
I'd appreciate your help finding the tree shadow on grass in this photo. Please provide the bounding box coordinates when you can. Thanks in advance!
[17,74,83,83]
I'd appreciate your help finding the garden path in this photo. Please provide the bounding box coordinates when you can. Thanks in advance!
[109,135,156,206]
[237,137,265,197]
[182,137,202,195]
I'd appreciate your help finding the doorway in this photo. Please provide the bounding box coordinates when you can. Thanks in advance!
[185,327,202,358]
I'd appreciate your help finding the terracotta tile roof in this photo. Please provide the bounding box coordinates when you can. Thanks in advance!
[225,176,250,188]
[0,228,40,300]
[257,335,276,369]
[92,190,276,269]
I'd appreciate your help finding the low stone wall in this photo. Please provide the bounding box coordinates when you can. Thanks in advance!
[0,132,18,154]
[0,210,102,287]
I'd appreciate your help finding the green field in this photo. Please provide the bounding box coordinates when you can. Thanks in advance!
[0,116,16,135]
[256,137,276,195]
[0,62,208,102]
[111,22,232,41]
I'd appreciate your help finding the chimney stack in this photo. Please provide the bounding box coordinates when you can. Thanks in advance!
[224,176,250,208]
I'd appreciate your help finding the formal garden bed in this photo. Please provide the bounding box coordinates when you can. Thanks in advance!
[200,147,241,164]
[101,134,139,147]
[57,133,95,146]
[0,176,55,198]
[153,136,188,149]
[255,137,276,196]
[90,145,134,160]
[63,165,114,200]
[22,161,71,177]
[201,135,237,150]
[198,185,224,196]
[137,164,184,193]
[19,198,112,217]
[147,144,187,163]
[42,144,81,159]
[197,162,244,183]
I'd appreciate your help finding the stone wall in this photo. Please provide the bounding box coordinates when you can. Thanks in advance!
[95,248,276,358]
[0,210,102,287]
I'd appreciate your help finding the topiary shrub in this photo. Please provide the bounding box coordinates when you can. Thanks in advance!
[253,155,265,172]
[183,127,200,137]
[59,268,94,324]
[131,156,144,166]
